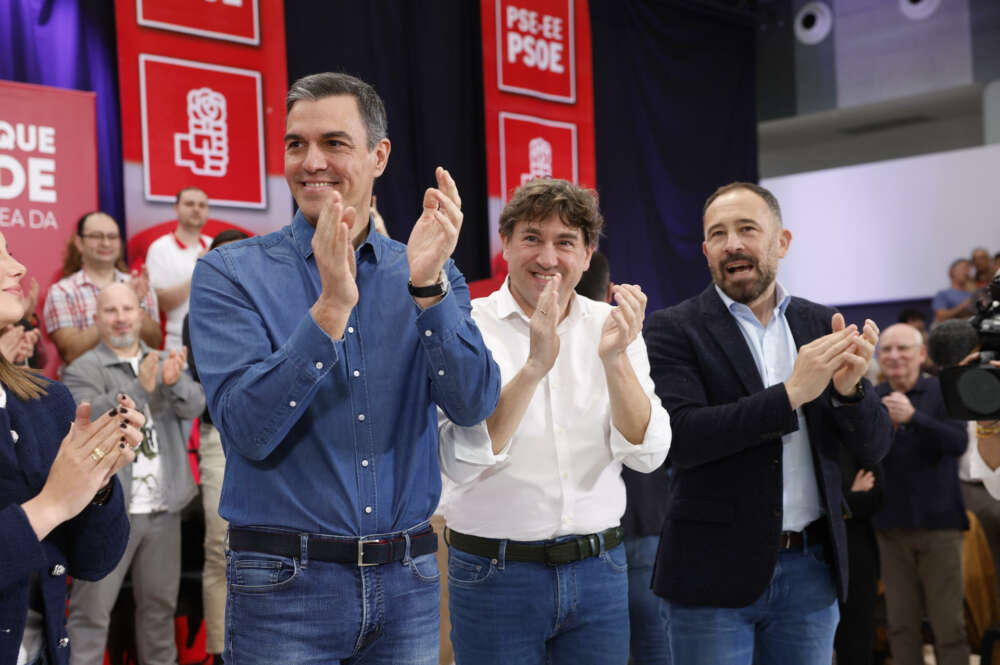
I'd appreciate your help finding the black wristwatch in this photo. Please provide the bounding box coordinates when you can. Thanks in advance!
[834,380,865,404]
[408,272,450,298]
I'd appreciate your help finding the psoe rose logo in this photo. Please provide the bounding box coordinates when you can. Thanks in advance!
[174,87,229,177]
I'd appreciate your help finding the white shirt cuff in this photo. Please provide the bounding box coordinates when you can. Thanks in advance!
[609,395,671,473]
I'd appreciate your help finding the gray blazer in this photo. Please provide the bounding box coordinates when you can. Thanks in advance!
[62,341,204,513]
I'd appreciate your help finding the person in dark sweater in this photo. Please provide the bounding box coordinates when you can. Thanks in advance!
[873,323,969,665]
[833,449,884,665]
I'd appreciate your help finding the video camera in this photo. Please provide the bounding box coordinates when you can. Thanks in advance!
[936,272,1000,419]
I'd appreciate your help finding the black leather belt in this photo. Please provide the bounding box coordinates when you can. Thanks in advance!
[228,526,437,566]
[779,517,828,550]
[447,526,624,565]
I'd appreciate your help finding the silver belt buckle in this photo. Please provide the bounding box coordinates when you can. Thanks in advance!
[357,538,378,567]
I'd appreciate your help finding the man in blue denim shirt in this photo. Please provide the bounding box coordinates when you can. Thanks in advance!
[189,72,501,665]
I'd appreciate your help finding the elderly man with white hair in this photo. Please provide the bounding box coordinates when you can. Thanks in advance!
[873,322,970,665]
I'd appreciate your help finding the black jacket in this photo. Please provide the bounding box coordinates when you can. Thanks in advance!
[644,285,892,607]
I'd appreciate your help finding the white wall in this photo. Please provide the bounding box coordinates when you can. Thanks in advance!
[762,142,1000,305]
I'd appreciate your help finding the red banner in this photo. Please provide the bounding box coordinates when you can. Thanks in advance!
[480,0,595,277]
[0,80,98,377]
[115,0,289,250]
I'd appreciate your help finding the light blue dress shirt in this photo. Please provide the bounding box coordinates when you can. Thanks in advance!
[715,282,824,531]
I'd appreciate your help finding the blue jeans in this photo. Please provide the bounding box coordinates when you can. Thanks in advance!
[625,535,670,665]
[661,543,839,665]
[448,538,630,665]
[224,533,440,665]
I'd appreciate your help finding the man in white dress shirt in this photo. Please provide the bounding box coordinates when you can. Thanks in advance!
[438,178,671,665]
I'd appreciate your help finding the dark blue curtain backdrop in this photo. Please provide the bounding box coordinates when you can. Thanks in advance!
[284,1,492,281]
[590,0,758,312]
[1,0,125,233]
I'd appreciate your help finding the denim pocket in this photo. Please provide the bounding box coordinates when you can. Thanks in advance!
[600,543,629,573]
[406,551,441,584]
[230,551,299,593]
[447,548,495,585]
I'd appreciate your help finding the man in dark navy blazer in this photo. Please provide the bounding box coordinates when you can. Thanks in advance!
[644,182,892,665]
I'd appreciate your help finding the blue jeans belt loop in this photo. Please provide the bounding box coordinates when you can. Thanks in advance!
[446,526,624,566]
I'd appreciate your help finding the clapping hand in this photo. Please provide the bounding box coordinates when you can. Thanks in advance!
[831,313,879,397]
[138,352,159,393]
[161,347,187,386]
[310,191,359,337]
[524,275,561,380]
[598,284,647,363]
[881,391,915,425]
[130,265,151,303]
[13,328,40,365]
[406,167,462,291]
[0,325,25,363]
[23,395,145,539]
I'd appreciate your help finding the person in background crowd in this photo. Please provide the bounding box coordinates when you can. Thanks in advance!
[0,230,146,665]
[645,182,891,665]
[145,187,212,350]
[897,308,926,333]
[575,250,672,665]
[833,451,884,665]
[43,212,161,366]
[64,283,204,665]
[438,180,670,665]
[873,323,969,665]
[993,252,1000,278]
[189,71,500,664]
[972,247,993,289]
[932,258,974,323]
[181,228,250,665]
[897,309,936,375]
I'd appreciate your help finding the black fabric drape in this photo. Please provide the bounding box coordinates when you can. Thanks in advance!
[284,2,491,281]
[590,0,758,312]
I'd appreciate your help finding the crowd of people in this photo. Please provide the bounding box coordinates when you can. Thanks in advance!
[2,70,999,665]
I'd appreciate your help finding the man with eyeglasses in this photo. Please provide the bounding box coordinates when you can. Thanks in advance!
[43,211,161,366]
[873,323,969,665]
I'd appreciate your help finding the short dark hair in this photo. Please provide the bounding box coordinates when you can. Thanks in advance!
[498,178,603,247]
[898,308,926,325]
[286,72,387,150]
[575,251,610,301]
[210,229,250,250]
[949,257,970,275]
[175,186,206,204]
[703,182,782,227]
